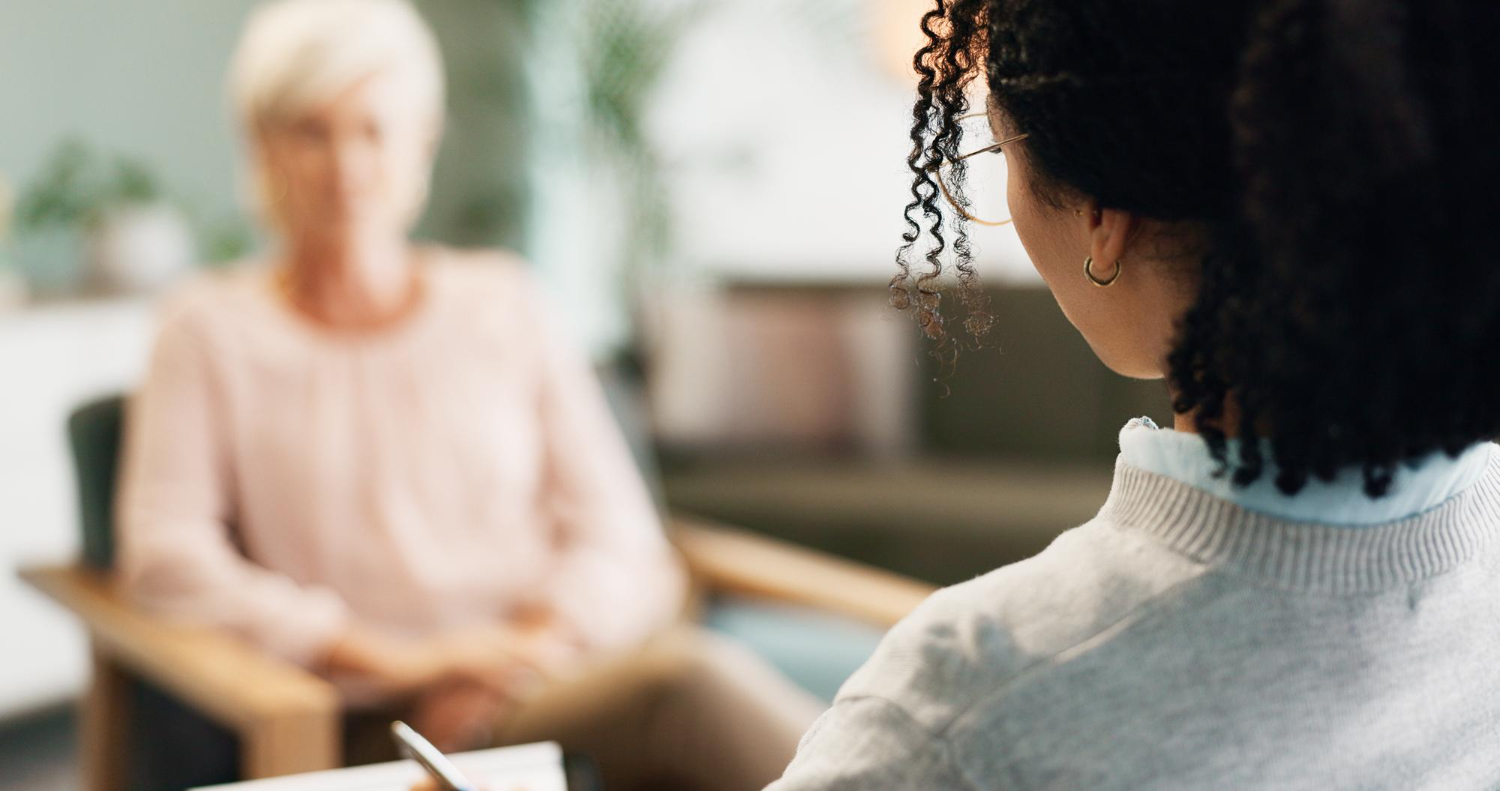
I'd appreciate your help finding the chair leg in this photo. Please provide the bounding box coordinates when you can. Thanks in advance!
[242,709,342,779]
[82,645,131,791]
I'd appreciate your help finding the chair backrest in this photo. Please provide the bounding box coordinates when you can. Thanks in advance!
[68,394,126,569]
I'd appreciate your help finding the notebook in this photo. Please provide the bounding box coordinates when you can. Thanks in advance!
[192,741,568,791]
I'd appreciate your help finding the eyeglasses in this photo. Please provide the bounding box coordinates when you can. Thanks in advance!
[925,112,1029,227]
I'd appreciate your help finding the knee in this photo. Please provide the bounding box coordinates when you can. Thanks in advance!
[639,626,758,700]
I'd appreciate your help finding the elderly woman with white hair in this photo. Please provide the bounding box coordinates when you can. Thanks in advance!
[116,1,821,788]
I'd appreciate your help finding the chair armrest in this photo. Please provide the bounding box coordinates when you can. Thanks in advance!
[20,563,340,775]
[669,516,936,629]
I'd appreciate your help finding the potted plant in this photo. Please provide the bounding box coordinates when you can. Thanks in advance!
[15,140,194,297]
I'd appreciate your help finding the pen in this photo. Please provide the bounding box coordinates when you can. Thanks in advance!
[391,721,478,791]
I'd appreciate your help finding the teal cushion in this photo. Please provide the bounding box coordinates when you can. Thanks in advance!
[703,596,886,702]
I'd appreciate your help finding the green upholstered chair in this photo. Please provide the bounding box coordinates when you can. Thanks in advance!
[70,396,126,571]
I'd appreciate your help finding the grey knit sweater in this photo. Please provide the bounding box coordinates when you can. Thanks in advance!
[768,452,1500,790]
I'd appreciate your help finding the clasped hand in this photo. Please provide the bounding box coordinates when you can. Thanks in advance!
[327,620,582,751]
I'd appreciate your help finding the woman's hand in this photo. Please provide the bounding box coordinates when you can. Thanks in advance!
[322,626,436,697]
[407,679,511,752]
[418,626,557,698]
[322,619,582,703]
[401,622,585,751]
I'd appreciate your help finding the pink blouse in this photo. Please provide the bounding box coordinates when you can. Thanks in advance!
[118,248,685,668]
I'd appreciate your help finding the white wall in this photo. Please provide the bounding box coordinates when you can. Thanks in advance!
[0,2,261,281]
[0,300,153,716]
[650,0,1040,285]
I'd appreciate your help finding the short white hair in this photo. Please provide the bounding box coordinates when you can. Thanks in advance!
[229,0,445,130]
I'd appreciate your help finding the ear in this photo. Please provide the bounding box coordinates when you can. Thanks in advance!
[1081,203,1138,273]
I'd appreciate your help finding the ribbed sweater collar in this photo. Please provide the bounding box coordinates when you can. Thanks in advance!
[1099,451,1500,594]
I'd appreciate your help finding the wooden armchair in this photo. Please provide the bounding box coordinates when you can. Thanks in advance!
[22,396,934,790]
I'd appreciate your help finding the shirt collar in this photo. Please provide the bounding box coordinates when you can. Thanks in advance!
[1117,416,1494,526]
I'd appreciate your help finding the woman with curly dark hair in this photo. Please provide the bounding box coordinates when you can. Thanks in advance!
[768,0,1500,788]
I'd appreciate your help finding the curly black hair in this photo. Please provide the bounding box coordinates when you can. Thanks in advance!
[893,0,1500,496]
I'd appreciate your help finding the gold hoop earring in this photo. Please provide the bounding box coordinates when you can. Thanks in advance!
[1084,256,1121,287]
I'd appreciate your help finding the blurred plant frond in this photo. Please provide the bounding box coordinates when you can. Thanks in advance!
[195,213,256,266]
[16,140,165,233]
[574,0,719,277]
[581,0,715,154]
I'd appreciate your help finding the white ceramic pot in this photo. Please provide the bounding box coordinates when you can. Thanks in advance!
[85,202,194,295]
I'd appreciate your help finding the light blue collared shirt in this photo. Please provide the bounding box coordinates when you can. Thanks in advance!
[1118,416,1493,525]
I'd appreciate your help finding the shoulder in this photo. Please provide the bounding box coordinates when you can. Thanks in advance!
[837,519,1210,733]
[425,246,540,303]
[422,245,551,336]
[151,263,271,348]
[784,520,1215,788]
[423,247,585,356]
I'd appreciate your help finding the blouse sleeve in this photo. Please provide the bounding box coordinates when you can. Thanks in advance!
[116,305,350,667]
[525,280,687,651]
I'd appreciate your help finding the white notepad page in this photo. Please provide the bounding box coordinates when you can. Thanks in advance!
[193,741,567,791]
